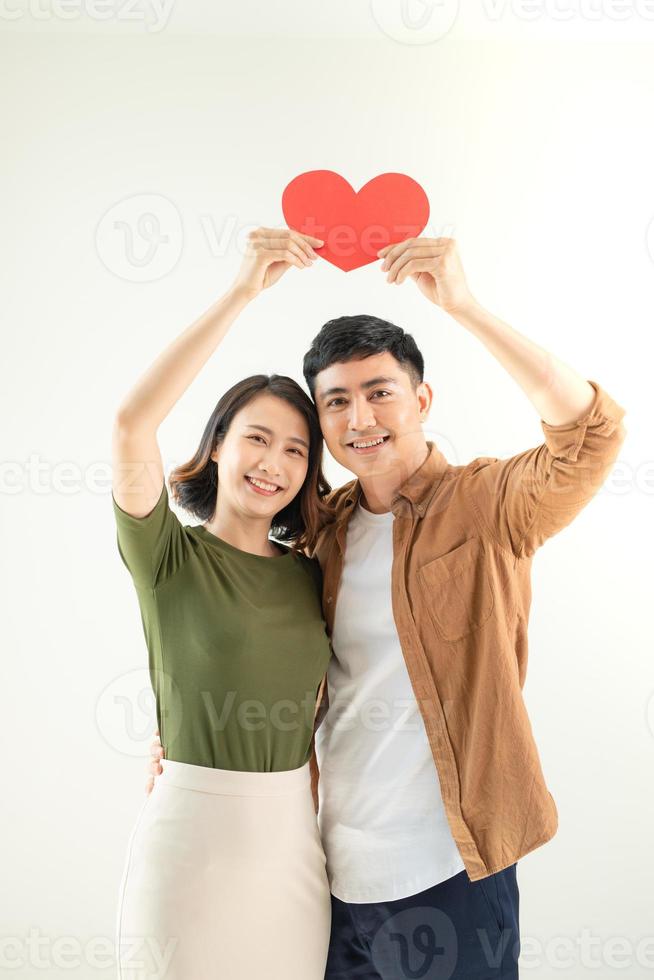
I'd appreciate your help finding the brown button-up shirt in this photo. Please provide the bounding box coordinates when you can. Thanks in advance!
[307,379,627,881]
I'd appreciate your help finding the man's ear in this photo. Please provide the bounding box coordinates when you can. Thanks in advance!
[417,381,433,421]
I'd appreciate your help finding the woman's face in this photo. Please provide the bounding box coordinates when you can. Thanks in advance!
[211,393,312,520]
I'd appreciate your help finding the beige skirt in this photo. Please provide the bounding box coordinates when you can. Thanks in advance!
[116,758,331,980]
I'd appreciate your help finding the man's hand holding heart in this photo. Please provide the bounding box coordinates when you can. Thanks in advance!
[377,237,476,316]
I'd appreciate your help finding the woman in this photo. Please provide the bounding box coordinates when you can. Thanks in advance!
[111,226,332,979]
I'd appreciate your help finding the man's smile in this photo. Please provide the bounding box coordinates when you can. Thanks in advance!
[346,434,391,455]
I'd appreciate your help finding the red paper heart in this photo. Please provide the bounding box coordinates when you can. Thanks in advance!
[281,170,430,272]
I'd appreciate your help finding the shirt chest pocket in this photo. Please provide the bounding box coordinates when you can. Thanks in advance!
[417,536,495,642]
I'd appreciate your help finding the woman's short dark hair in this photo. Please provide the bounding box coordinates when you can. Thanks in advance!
[168,374,332,554]
[302,314,424,400]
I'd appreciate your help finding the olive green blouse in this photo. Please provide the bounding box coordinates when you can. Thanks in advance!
[112,482,332,772]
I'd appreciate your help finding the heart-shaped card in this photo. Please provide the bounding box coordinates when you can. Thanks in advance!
[281,170,430,272]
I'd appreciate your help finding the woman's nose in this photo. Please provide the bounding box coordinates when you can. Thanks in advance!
[258,455,281,476]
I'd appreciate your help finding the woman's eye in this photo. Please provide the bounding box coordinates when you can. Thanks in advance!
[248,435,303,457]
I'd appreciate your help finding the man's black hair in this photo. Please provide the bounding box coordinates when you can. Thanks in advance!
[302,314,424,401]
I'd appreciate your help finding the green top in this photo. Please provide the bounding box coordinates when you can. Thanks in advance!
[111,482,333,772]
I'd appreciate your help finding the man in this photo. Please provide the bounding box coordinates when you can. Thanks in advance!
[148,236,626,978]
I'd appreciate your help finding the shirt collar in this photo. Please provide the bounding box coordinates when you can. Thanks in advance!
[335,441,450,521]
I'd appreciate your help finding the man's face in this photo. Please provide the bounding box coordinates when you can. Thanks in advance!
[313,351,433,483]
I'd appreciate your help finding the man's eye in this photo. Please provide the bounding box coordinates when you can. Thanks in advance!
[327,391,390,407]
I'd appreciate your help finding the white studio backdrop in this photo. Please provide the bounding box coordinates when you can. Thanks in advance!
[1,9,653,980]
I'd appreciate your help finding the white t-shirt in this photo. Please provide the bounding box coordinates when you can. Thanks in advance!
[315,500,466,903]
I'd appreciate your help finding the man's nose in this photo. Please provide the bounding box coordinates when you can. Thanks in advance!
[348,398,376,432]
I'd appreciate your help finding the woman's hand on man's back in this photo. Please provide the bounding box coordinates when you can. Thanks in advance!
[145,729,164,795]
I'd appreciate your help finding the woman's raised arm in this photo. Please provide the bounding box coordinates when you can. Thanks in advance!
[111,227,323,518]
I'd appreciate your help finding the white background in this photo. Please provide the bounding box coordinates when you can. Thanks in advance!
[1,2,653,977]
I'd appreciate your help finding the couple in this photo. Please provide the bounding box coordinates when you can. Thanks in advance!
[111,226,626,979]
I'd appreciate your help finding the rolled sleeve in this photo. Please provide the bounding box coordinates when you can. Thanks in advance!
[467,380,627,559]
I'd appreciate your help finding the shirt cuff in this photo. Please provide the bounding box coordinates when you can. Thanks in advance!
[539,379,627,462]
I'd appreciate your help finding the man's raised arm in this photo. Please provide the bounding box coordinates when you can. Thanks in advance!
[376,236,627,557]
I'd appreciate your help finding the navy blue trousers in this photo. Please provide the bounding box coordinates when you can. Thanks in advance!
[324,864,520,979]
